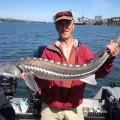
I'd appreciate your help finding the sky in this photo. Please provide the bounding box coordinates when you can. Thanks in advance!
[0,0,120,22]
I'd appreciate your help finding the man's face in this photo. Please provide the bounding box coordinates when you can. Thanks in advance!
[55,19,74,40]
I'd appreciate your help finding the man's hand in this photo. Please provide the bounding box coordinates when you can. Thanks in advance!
[20,72,35,80]
[20,72,26,80]
[107,40,119,57]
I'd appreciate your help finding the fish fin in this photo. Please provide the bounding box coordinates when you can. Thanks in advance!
[80,74,97,85]
[24,72,39,92]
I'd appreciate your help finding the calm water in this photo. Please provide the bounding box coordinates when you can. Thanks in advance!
[0,22,120,98]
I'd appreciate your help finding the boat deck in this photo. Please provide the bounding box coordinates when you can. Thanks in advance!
[11,86,120,120]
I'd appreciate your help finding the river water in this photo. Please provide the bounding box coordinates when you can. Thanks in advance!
[0,22,120,98]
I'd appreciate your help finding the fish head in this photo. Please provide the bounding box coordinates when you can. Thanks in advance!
[0,62,21,78]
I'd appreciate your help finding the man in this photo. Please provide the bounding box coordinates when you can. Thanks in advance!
[21,10,119,120]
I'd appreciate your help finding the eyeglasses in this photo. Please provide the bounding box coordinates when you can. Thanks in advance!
[54,11,73,21]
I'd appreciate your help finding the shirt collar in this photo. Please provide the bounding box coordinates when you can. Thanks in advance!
[55,38,79,47]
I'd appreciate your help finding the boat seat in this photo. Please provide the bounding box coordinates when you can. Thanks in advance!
[34,46,46,57]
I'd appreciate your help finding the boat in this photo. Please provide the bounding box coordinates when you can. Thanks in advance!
[1,75,120,120]
[0,46,120,120]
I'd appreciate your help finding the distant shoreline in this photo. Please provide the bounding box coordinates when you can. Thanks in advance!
[0,18,52,24]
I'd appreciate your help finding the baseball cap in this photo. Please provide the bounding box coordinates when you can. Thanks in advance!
[53,10,74,23]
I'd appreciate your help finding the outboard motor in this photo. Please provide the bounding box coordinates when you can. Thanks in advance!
[0,76,17,98]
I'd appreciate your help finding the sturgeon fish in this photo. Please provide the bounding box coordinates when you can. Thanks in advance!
[0,33,120,86]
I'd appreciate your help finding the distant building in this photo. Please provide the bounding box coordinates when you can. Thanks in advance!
[107,17,120,25]
[95,16,102,21]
